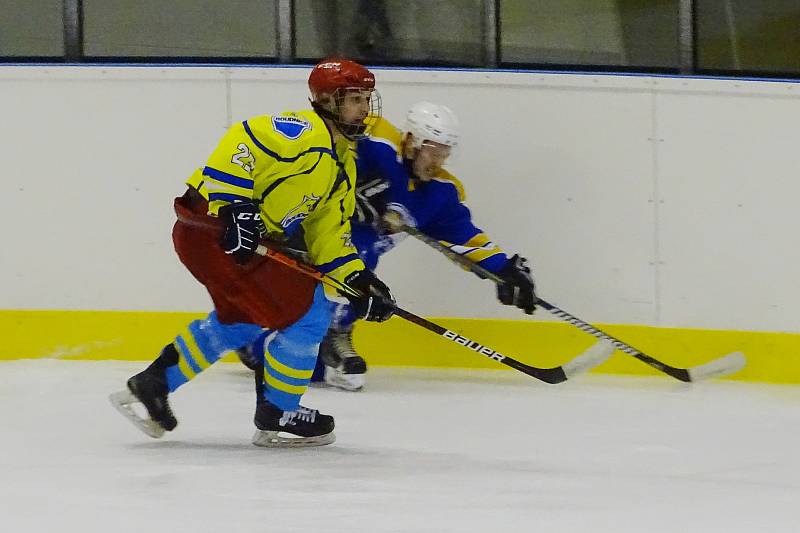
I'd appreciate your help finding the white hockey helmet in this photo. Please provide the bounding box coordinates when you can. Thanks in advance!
[404,101,460,150]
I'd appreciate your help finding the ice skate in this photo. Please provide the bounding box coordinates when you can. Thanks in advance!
[109,370,177,438]
[252,401,335,448]
[319,326,367,391]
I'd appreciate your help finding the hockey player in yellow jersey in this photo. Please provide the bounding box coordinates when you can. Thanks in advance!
[184,101,363,276]
[110,59,395,447]
[249,102,535,391]
[237,102,538,390]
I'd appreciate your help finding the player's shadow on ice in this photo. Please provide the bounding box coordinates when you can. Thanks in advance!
[124,440,376,459]
[123,440,546,473]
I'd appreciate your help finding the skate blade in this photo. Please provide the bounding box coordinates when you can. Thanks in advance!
[109,390,165,439]
[252,429,336,448]
[324,367,365,392]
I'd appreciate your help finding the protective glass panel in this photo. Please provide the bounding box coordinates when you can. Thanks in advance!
[697,0,800,74]
[0,0,63,57]
[500,0,679,69]
[294,0,485,66]
[83,0,277,58]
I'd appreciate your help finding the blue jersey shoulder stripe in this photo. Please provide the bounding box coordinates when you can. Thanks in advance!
[243,120,333,163]
[317,253,360,273]
[202,166,253,189]
[208,192,250,203]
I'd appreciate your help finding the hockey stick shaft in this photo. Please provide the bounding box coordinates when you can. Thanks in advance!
[252,244,585,384]
[177,214,606,382]
[398,224,745,382]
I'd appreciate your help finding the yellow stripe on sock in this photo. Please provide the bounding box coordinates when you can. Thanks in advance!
[263,369,308,395]
[174,338,199,380]
[176,352,196,380]
[181,327,211,370]
[264,349,314,380]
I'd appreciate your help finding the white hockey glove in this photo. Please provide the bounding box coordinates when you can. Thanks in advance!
[354,177,390,226]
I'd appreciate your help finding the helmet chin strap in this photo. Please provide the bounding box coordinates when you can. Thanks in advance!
[311,100,337,122]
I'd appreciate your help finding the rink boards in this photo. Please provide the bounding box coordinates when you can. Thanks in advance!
[3,310,798,384]
[3,67,800,385]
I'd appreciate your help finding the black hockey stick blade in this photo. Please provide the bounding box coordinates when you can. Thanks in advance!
[398,224,747,382]
[253,244,611,384]
[394,307,615,384]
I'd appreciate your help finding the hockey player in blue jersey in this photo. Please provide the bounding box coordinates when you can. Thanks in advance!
[238,101,536,391]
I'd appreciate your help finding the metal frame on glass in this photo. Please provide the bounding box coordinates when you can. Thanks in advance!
[63,0,83,61]
[0,0,783,79]
[678,0,696,74]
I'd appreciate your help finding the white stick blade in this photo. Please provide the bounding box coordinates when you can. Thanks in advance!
[563,340,616,378]
[687,351,746,381]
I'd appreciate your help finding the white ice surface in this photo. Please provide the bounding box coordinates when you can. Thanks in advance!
[1,360,799,533]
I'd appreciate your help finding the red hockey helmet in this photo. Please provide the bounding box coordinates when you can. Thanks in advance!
[308,58,380,140]
[308,58,375,101]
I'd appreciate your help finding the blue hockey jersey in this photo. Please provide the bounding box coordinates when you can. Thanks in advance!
[353,117,508,273]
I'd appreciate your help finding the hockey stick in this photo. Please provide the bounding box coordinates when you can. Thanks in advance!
[251,244,612,384]
[398,223,746,382]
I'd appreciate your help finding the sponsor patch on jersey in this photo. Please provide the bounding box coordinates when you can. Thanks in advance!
[280,194,321,229]
[272,116,312,140]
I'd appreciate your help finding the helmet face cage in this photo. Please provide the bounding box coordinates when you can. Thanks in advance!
[321,87,382,141]
[308,59,380,141]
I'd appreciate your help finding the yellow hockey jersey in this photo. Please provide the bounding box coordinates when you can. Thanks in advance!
[186,110,364,282]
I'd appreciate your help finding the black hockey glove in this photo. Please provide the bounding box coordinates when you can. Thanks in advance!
[496,254,538,314]
[343,269,396,322]
[218,201,266,265]
[353,177,390,226]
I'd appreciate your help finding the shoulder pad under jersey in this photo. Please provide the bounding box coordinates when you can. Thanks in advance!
[431,168,466,202]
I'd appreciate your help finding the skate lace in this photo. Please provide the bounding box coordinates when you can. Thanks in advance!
[332,331,357,358]
[279,406,318,426]
[155,397,175,419]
